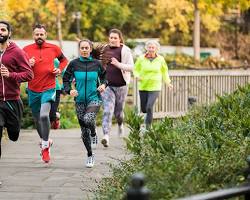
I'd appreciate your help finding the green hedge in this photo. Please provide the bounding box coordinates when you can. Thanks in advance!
[20,84,33,129]
[20,84,126,129]
[164,53,237,69]
[20,84,80,129]
[95,84,250,199]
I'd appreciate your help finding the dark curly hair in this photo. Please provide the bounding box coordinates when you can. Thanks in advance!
[0,21,12,32]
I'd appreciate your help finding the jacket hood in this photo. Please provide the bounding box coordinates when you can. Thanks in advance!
[5,41,19,52]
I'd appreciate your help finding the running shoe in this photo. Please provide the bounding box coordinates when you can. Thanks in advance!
[101,134,109,147]
[86,154,95,168]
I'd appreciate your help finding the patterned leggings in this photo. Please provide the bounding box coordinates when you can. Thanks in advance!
[101,85,128,135]
[75,101,100,157]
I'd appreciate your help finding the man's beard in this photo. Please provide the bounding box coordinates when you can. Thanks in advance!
[0,35,9,44]
[35,38,45,46]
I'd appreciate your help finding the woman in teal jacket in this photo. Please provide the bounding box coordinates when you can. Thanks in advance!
[134,40,173,130]
[63,39,106,168]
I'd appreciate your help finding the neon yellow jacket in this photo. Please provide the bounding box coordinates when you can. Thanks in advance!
[133,54,171,91]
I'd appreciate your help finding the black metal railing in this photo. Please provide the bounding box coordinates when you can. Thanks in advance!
[125,156,250,200]
[176,185,250,200]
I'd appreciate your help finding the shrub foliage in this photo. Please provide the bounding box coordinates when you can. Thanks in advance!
[95,84,250,199]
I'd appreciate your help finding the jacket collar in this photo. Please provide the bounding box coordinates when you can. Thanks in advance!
[79,56,93,62]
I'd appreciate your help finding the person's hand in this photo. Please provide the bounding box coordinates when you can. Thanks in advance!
[70,89,78,97]
[0,64,10,77]
[110,57,120,67]
[168,83,173,90]
[52,68,61,75]
[97,84,106,93]
[29,57,36,67]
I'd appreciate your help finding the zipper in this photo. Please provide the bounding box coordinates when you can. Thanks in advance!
[0,50,6,101]
[6,101,14,111]
[39,46,42,61]
[85,62,87,105]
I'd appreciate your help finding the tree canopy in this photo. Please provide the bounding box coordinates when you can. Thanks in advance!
[0,0,249,46]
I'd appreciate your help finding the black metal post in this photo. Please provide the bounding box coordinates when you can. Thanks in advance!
[188,96,197,109]
[125,173,150,200]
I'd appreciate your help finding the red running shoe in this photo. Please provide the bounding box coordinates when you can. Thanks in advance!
[41,147,50,163]
[51,119,60,129]
[40,140,53,163]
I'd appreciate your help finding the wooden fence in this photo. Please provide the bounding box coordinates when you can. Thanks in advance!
[132,69,250,118]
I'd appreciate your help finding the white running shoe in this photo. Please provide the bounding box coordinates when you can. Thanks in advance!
[91,135,98,149]
[86,154,95,168]
[118,124,124,137]
[140,124,147,134]
[101,134,109,147]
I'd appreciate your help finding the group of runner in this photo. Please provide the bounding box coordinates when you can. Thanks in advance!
[0,20,172,173]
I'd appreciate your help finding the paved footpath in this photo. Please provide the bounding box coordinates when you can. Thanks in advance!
[0,126,130,200]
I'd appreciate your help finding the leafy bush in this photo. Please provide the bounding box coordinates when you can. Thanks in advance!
[164,53,194,69]
[20,84,80,129]
[95,84,250,199]
[20,84,132,129]
[20,84,34,129]
[164,53,243,69]
[21,94,34,129]
[59,95,79,129]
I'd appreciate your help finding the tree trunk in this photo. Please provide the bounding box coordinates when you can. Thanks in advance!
[193,0,200,63]
[55,0,63,48]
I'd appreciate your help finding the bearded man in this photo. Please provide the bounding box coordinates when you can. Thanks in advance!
[23,24,68,163]
[0,20,33,185]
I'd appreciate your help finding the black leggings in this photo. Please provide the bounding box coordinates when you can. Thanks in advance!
[0,100,23,158]
[139,91,160,126]
[76,102,100,157]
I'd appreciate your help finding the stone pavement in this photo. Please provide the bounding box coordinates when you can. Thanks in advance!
[0,126,130,200]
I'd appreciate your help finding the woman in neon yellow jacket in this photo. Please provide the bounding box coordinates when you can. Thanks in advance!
[133,40,173,129]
